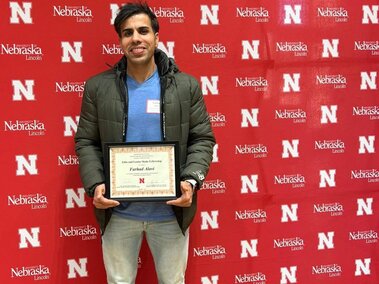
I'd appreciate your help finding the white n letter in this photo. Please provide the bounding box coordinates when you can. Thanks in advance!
[212,144,219,163]
[201,275,219,284]
[318,231,334,250]
[355,258,371,276]
[284,5,301,24]
[201,76,219,95]
[362,5,379,24]
[200,5,219,25]
[359,136,375,154]
[110,4,120,24]
[63,116,79,136]
[10,2,32,24]
[360,71,377,90]
[67,258,88,279]
[280,266,297,284]
[321,105,338,124]
[16,154,38,176]
[322,39,339,58]
[283,73,300,92]
[201,211,219,230]
[65,188,86,209]
[319,169,336,188]
[241,109,259,127]
[357,198,373,216]
[19,227,40,248]
[281,204,298,222]
[240,239,258,258]
[61,42,83,63]
[241,175,258,194]
[282,139,299,158]
[158,42,175,59]
[12,80,35,101]
[241,40,260,60]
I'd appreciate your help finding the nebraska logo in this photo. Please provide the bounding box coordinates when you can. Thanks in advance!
[312,264,342,278]
[235,144,268,158]
[276,41,308,57]
[102,43,123,55]
[201,179,226,194]
[193,245,226,260]
[59,225,98,240]
[209,112,226,128]
[8,194,48,209]
[275,109,306,123]
[236,7,269,22]
[58,155,79,166]
[4,120,46,136]
[314,139,345,153]
[11,265,50,281]
[151,7,185,23]
[349,230,378,243]
[235,77,268,92]
[235,209,267,223]
[55,81,84,97]
[274,237,304,251]
[192,43,227,58]
[274,174,305,188]
[234,272,267,283]
[317,7,348,22]
[351,169,379,183]
[353,106,379,120]
[316,74,347,89]
[0,43,42,60]
[53,6,93,22]
[354,41,379,55]
[313,203,344,216]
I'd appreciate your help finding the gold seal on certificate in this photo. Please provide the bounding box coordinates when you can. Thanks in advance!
[104,142,180,201]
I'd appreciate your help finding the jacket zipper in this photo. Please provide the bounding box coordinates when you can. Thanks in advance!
[160,77,167,141]
[117,71,128,142]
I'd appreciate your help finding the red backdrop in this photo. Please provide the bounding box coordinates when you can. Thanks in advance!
[1,0,379,283]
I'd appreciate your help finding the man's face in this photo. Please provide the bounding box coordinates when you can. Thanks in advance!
[119,13,159,68]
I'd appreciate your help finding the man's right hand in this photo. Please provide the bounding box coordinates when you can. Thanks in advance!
[93,183,120,209]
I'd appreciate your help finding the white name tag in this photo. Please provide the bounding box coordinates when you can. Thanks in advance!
[146,99,160,114]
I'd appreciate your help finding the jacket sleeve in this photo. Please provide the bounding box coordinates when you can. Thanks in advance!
[74,80,105,197]
[180,77,216,189]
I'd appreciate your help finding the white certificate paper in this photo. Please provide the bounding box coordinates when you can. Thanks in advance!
[106,142,179,201]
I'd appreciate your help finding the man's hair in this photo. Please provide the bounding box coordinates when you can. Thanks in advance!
[113,2,159,37]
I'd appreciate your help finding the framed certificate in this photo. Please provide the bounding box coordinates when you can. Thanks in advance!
[104,141,180,201]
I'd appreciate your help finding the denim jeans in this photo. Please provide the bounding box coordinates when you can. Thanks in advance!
[102,214,189,284]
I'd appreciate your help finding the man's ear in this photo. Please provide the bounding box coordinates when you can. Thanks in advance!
[155,32,159,47]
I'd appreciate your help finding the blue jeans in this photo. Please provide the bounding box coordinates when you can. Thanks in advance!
[102,214,189,284]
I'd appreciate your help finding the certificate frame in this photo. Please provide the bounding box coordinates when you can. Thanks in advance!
[104,141,180,201]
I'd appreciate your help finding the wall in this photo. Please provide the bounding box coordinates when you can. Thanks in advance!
[2,0,379,283]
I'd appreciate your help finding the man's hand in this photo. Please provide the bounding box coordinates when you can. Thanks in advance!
[93,183,120,209]
[166,181,194,207]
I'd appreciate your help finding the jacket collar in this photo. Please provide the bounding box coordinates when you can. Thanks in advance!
[114,48,179,78]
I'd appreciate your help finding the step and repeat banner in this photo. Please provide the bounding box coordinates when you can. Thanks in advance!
[1,0,378,283]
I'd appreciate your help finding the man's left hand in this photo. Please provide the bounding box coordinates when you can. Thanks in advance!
[166,181,194,207]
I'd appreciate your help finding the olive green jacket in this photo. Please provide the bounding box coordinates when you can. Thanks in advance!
[75,49,215,234]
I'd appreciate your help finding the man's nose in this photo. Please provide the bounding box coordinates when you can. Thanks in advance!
[131,31,141,42]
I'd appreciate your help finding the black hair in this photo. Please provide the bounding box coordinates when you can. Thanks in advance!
[113,1,159,37]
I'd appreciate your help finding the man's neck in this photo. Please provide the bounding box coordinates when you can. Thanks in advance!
[127,62,157,84]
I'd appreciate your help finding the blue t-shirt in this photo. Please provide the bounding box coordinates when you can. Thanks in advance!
[112,69,175,221]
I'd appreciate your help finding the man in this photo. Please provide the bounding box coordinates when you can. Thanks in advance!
[74,2,215,283]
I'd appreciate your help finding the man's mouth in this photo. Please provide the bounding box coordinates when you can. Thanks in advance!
[130,46,145,55]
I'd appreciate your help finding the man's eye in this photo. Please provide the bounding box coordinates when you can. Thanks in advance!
[139,29,149,35]
[123,30,133,37]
